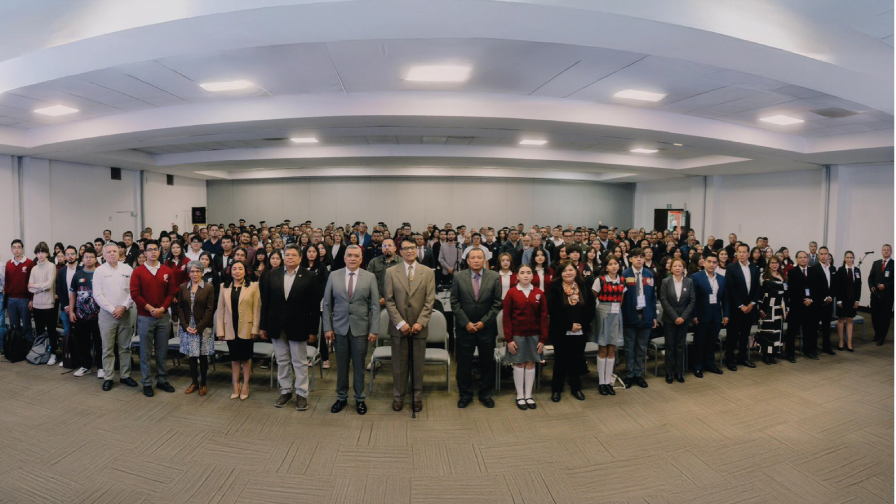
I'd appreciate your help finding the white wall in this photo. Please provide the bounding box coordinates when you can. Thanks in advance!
[208,177,635,230]
[632,177,705,232]
[143,171,207,236]
[0,155,18,255]
[828,164,895,265]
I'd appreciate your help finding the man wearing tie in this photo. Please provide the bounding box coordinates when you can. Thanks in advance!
[807,241,819,267]
[690,253,728,378]
[323,245,380,415]
[620,249,657,388]
[785,251,816,362]
[414,234,436,269]
[868,244,894,345]
[810,246,837,356]
[725,243,760,371]
[385,238,436,413]
[450,248,503,408]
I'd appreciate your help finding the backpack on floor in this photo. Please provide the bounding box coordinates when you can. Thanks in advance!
[62,329,76,369]
[26,332,51,365]
[4,329,31,363]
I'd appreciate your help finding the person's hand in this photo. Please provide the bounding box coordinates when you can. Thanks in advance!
[507,341,518,355]
[473,321,485,331]
[217,335,225,341]
[744,304,754,314]
[878,283,885,291]
[674,317,684,325]
[465,322,478,333]
[27,282,34,289]
[260,330,267,340]
[836,301,842,307]
[28,301,33,311]
[153,307,166,318]
[722,317,728,325]
[536,342,544,354]
[412,323,424,334]
[64,306,70,314]
[692,317,698,325]
[400,324,412,336]
[652,319,658,329]
[112,306,126,319]
[325,331,335,342]
[448,267,454,274]
[759,310,766,319]
[803,299,812,306]
[854,301,859,309]
[69,311,76,323]
[308,334,316,345]
[379,297,385,306]
[571,323,582,333]
[783,311,788,320]
[824,296,832,304]
[368,333,377,342]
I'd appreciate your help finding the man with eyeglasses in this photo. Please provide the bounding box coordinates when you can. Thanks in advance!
[129,240,178,397]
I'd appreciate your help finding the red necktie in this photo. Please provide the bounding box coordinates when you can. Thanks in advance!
[883,260,887,273]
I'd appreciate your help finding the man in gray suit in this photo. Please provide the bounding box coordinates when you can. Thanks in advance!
[385,238,436,413]
[323,245,380,415]
[450,248,503,408]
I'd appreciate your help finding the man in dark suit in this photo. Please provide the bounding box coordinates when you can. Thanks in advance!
[810,246,837,356]
[725,243,760,370]
[413,234,436,269]
[597,226,615,253]
[786,251,817,361]
[259,244,321,412]
[501,228,523,258]
[724,233,738,265]
[868,244,894,345]
[364,229,384,265]
[214,235,235,274]
[807,241,819,267]
[450,248,503,408]
[122,231,139,266]
[355,222,372,249]
[690,253,728,378]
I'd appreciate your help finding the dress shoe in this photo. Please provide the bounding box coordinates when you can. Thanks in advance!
[606,385,616,396]
[807,354,820,360]
[120,377,138,387]
[676,374,684,384]
[457,397,471,409]
[295,395,308,411]
[622,377,634,389]
[694,370,704,379]
[275,393,293,408]
[185,384,198,394]
[708,367,724,375]
[516,399,528,410]
[727,365,738,372]
[413,401,423,412]
[550,392,561,402]
[356,401,368,415]
[823,349,836,356]
[525,398,536,409]
[143,386,154,398]
[837,346,845,351]
[156,382,175,393]
[665,375,674,384]
[572,390,585,401]
[394,400,405,411]
[768,356,777,364]
[331,399,348,413]
[598,385,609,396]
[479,397,495,408]
[102,380,114,391]
[738,360,756,369]
[239,384,249,401]
[847,347,854,352]
[788,357,797,363]
[635,377,648,388]
[877,339,885,346]
[199,386,208,396]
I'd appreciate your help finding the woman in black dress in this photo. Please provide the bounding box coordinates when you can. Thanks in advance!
[757,256,786,364]
[548,261,596,403]
[835,250,862,352]
[301,244,331,367]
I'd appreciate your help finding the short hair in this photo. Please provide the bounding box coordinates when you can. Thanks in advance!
[345,244,363,254]
[818,246,829,252]
[629,247,645,258]
[11,239,24,248]
[123,231,133,238]
[64,245,78,254]
[188,262,204,273]
[400,238,416,250]
[102,242,119,251]
[33,241,49,254]
[809,241,817,246]
[670,257,687,270]
[82,247,97,258]
[144,239,160,250]
[736,243,749,252]
[704,253,719,262]
[221,235,234,243]
[190,235,202,243]
[372,229,383,236]
[283,243,301,255]
[467,248,486,260]
[795,250,808,259]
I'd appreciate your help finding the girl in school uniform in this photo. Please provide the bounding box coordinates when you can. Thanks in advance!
[592,256,624,396]
[497,252,517,299]
[530,248,553,293]
[502,264,549,410]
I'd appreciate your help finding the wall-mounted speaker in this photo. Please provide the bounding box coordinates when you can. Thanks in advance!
[111,167,121,180]
[166,174,174,186]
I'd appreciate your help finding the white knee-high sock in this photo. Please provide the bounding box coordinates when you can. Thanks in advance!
[597,357,607,385]
[513,366,525,399]
[606,357,616,384]
[524,367,535,398]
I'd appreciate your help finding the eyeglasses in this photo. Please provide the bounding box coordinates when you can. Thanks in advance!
[145,248,159,252]
[401,247,416,251]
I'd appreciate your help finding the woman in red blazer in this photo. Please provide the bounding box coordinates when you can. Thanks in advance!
[502,264,549,410]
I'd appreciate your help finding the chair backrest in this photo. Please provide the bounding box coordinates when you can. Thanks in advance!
[425,310,448,349]
[496,309,505,346]
[377,309,391,347]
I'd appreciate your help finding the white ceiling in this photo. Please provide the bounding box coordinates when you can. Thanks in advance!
[0,0,891,183]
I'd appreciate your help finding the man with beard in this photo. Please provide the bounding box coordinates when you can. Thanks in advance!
[366,238,400,307]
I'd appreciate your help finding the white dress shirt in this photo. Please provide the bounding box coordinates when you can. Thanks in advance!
[92,262,135,314]
[739,261,751,295]
[283,266,299,299]
[144,262,161,276]
[499,270,513,299]
[395,261,417,330]
[673,276,683,300]
[345,267,360,293]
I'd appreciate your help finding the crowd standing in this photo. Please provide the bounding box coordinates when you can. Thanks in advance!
[1,220,892,413]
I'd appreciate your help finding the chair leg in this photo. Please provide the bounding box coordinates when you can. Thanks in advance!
[369,360,375,396]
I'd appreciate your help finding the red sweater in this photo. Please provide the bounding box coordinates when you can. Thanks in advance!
[129,264,178,317]
[166,258,191,287]
[502,285,549,343]
[5,258,34,299]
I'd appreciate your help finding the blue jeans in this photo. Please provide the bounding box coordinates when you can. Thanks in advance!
[137,314,171,387]
[0,293,7,350]
[7,297,33,343]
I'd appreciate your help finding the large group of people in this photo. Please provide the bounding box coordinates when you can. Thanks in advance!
[1,219,892,414]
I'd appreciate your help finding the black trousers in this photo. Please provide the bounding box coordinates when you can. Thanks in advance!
[694,320,721,371]
[787,307,816,358]
[725,308,752,364]
[74,319,102,369]
[814,302,834,352]
[33,308,58,352]
[871,295,893,341]
[455,329,495,400]
[552,334,585,393]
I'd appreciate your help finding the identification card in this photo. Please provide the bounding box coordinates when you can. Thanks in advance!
[611,303,620,313]
[887,271,891,278]
[709,294,717,305]
[805,288,810,296]
[636,294,646,309]
[783,283,787,290]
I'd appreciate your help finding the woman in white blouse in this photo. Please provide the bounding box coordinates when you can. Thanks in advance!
[497,252,516,299]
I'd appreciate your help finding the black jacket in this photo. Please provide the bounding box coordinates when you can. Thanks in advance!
[786,265,814,315]
[809,263,837,305]
[259,267,321,342]
[834,265,862,304]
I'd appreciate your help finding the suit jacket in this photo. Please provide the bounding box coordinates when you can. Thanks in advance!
[810,262,837,308]
[868,258,894,301]
[259,267,320,342]
[178,281,215,333]
[620,267,658,327]
[659,275,696,324]
[384,261,436,339]
[56,265,78,310]
[330,244,347,271]
[215,281,260,340]
[449,268,503,337]
[123,244,140,266]
[416,246,436,269]
[726,261,761,310]
[691,270,729,323]
[807,253,820,267]
[786,265,814,316]
[214,252,235,274]
[834,265,862,304]
[322,268,380,336]
[356,233,372,248]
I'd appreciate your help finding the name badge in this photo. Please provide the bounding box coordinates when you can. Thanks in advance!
[611,303,620,313]
[783,283,787,291]
[709,294,717,305]
[636,294,646,309]
[887,271,891,278]
[855,271,860,278]
[805,288,810,296]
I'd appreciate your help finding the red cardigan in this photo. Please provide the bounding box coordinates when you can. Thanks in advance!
[129,264,178,317]
[532,267,553,293]
[166,257,191,287]
[502,285,549,343]
[4,258,34,299]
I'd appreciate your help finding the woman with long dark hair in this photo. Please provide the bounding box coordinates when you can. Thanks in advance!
[301,244,331,368]
[548,261,595,402]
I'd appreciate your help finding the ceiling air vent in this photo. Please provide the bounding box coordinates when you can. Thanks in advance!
[811,107,859,119]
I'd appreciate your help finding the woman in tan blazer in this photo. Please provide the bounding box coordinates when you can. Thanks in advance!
[216,261,261,400]
[177,263,216,396]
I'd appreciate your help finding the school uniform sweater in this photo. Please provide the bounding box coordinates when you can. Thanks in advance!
[502,285,549,343]
[129,263,178,317]
[4,258,34,300]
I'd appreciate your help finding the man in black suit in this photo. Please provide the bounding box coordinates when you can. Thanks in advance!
[413,234,436,269]
[597,226,615,253]
[259,244,321,412]
[214,235,235,274]
[810,246,837,356]
[786,251,817,361]
[364,229,384,264]
[725,243,760,370]
[724,233,738,265]
[868,244,894,345]
[122,231,139,266]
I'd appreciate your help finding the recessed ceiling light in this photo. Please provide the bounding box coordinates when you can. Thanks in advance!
[290,137,319,144]
[614,89,667,102]
[630,148,658,154]
[519,140,548,146]
[199,80,255,92]
[406,65,472,82]
[673,143,683,147]
[759,115,804,125]
[34,105,79,116]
